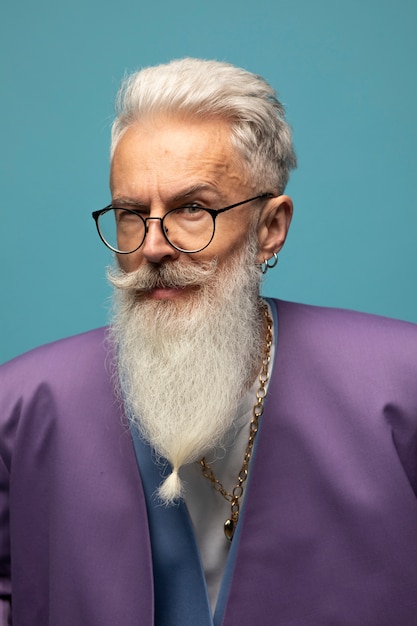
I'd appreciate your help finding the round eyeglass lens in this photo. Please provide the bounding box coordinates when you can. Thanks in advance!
[162,207,214,252]
[98,208,146,253]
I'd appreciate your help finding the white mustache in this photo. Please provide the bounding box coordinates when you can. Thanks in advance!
[107,259,218,293]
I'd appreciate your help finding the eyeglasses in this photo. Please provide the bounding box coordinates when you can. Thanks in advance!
[92,193,273,254]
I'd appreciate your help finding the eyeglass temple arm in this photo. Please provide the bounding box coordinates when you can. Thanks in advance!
[211,193,274,217]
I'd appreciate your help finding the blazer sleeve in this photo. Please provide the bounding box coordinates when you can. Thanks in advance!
[0,452,12,625]
[0,358,18,626]
[0,601,11,626]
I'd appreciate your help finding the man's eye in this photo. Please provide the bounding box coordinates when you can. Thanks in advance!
[180,204,205,215]
[115,209,142,222]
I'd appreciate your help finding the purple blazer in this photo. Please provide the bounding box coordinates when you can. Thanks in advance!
[1,299,417,625]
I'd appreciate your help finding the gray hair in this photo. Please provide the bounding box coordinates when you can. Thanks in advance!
[111,58,297,193]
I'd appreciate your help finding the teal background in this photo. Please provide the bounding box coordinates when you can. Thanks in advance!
[1,0,416,363]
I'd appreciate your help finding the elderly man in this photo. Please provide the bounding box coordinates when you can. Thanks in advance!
[1,58,417,626]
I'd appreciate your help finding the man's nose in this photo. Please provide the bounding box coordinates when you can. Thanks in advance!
[141,217,180,264]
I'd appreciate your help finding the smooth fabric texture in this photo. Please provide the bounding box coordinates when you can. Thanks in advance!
[1,299,417,625]
[130,427,213,626]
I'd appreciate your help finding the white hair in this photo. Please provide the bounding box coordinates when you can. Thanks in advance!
[111,58,297,193]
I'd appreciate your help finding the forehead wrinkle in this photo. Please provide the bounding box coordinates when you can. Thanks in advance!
[110,118,254,205]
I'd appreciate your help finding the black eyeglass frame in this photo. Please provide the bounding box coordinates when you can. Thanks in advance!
[92,193,274,254]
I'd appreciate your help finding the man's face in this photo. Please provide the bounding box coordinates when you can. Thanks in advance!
[110,116,261,300]
[109,117,295,491]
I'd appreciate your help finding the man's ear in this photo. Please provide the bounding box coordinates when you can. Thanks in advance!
[256,195,293,264]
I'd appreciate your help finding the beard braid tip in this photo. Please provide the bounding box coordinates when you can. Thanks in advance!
[157,468,184,506]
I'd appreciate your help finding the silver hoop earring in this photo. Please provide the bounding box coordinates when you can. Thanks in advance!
[261,252,279,274]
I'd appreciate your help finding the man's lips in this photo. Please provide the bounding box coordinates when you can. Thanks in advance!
[148,286,186,300]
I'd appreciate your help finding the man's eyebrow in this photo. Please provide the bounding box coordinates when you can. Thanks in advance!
[113,185,223,206]
[170,184,220,202]
[111,197,146,207]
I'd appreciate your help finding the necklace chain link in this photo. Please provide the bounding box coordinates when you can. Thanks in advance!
[198,303,273,541]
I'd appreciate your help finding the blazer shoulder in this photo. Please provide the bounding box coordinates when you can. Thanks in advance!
[271,298,417,338]
[0,327,111,388]
[268,298,417,372]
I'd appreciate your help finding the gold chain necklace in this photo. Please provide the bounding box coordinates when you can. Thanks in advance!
[198,303,273,541]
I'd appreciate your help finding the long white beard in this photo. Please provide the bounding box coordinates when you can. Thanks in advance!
[108,240,264,504]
